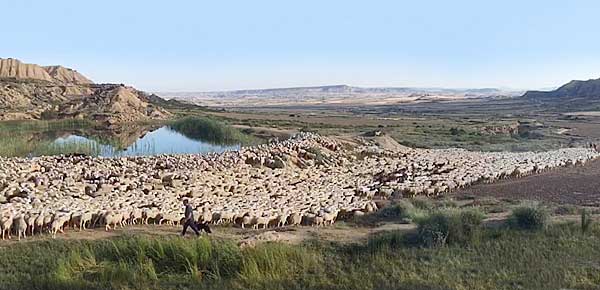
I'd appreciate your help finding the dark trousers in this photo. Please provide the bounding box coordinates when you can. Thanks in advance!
[182,219,200,236]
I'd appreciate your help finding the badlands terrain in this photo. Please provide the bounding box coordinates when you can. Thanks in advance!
[0,58,171,123]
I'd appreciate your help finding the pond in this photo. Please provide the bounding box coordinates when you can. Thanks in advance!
[0,118,257,157]
[51,126,242,157]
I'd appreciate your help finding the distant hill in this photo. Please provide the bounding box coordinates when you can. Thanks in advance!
[0,58,171,122]
[523,78,600,100]
[161,85,520,107]
[164,85,514,98]
[522,78,600,111]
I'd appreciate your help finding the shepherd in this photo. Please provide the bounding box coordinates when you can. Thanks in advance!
[182,199,203,236]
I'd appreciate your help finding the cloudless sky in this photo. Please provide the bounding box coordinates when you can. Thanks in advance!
[2,0,600,91]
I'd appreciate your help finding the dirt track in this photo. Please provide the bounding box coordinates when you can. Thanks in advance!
[0,221,413,247]
[454,158,600,206]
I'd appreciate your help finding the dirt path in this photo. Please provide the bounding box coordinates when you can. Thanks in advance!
[453,159,600,206]
[0,221,414,247]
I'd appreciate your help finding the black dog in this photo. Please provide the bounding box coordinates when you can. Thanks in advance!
[197,222,212,234]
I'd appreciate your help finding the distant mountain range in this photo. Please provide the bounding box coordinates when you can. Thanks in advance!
[162,84,520,99]
[0,58,172,122]
[161,85,523,108]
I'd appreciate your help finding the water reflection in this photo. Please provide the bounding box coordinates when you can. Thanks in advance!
[51,126,241,157]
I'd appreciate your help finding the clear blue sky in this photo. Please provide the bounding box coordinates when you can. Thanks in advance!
[2,0,600,91]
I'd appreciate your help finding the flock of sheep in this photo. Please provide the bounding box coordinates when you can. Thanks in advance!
[1,132,599,241]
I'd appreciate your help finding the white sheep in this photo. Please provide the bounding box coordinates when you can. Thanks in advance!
[13,215,28,240]
[289,212,302,226]
[0,213,14,240]
[104,211,124,231]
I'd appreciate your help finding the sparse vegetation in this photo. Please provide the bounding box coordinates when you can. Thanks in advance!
[581,209,593,233]
[415,208,486,247]
[372,200,428,223]
[410,196,436,211]
[507,206,549,231]
[2,222,600,290]
[555,204,579,215]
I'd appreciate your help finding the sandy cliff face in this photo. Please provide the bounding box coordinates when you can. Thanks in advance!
[0,58,54,82]
[0,58,93,85]
[43,65,92,84]
[0,58,172,123]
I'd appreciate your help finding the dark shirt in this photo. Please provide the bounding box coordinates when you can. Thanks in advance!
[184,204,194,221]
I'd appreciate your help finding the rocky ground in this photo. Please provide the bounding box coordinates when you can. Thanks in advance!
[0,133,599,241]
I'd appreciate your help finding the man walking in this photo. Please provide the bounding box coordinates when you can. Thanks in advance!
[181,199,201,237]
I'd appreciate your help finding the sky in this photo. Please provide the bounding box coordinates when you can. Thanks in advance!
[2,0,600,92]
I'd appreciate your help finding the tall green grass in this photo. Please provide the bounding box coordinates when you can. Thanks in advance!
[0,119,93,133]
[1,223,600,290]
[169,117,259,146]
[0,119,99,157]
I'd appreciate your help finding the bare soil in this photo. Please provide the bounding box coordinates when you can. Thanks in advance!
[0,221,414,247]
[453,159,600,206]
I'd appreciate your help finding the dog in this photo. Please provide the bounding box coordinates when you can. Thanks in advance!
[197,222,212,234]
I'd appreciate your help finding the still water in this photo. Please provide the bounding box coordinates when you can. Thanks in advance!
[51,126,241,157]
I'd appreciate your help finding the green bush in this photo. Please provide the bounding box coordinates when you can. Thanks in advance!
[581,209,593,234]
[410,197,435,211]
[394,200,428,222]
[356,200,428,226]
[507,206,549,231]
[416,209,485,247]
[416,212,451,247]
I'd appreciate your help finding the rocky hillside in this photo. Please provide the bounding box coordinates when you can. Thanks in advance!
[522,78,600,111]
[0,58,171,122]
[524,78,600,100]
[43,65,92,84]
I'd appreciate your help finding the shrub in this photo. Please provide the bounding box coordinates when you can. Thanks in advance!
[416,212,451,247]
[581,209,593,234]
[362,200,428,225]
[456,209,486,245]
[395,200,428,222]
[554,205,578,216]
[416,209,485,247]
[436,199,458,208]
[507,206,549,231]
[410,197,435,211]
